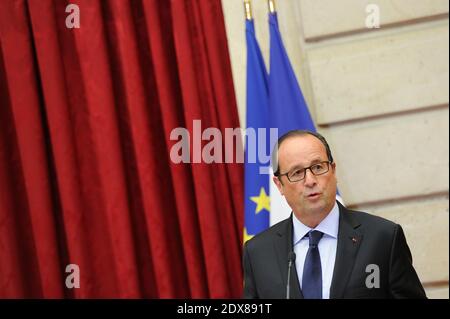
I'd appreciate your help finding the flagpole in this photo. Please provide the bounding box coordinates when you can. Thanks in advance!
[244,0,252,20]
[268,0,276,14]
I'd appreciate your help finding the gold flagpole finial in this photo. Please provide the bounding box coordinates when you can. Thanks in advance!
[268,0,276,14]
[244,0,252,20]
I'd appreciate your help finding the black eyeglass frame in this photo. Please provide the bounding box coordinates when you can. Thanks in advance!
[277,160,333,183]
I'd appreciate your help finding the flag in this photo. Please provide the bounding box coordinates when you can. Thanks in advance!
[268,12,315,137]
[268,12,342,225]
[244,18,270,243]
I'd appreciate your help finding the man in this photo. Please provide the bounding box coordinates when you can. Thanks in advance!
[243,130,426,299]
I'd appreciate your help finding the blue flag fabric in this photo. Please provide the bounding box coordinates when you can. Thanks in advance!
[244,19,270,240]
[268,13,316,137]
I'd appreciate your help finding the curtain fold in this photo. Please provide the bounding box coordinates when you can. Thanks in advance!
[0,0,243,298]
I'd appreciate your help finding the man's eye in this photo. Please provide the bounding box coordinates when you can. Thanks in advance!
[291,169,303,176]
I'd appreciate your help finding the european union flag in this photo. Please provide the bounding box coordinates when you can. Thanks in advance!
[244,18,270,243]
[268,12,315,136]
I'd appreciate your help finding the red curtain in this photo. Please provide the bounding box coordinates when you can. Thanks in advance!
[0,0,243,298]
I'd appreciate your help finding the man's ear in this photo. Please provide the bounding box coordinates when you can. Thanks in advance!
[273,176,284,196]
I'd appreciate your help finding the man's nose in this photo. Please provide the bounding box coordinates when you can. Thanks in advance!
[303,169,317,187]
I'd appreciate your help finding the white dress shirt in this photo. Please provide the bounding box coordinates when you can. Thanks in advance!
[292,201,339,299]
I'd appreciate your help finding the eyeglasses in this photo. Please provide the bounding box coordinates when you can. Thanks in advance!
[278,161,332,183]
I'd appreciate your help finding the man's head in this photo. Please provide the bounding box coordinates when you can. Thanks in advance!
[272,130,337,224]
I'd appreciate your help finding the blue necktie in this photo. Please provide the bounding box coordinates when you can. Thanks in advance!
[302,230,324,299]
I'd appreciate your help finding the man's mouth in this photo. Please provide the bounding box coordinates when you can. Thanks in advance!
[307,192,321,199]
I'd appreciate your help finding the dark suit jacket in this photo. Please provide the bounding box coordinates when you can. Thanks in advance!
[243,201,426,299]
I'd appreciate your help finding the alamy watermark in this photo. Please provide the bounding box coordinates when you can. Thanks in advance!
[63,5,380,32]
[365,4,380,29]
[65,264,80,289]
[65,4,80,29]
[365,264,380,288]
[169,120,279,174]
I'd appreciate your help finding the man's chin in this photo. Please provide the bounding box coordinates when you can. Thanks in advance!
[304,202,328,215]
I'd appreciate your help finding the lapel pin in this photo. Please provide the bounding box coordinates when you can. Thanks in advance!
[351,237,358,243]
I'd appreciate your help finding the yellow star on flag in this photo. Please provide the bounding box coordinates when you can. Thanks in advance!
[243,227,253,244]
[250,187,270,214]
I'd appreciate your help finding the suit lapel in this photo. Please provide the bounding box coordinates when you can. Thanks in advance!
[274,214,303,299]
[330,202,363,298]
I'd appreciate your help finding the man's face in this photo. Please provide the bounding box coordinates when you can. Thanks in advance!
[273,134,337,218]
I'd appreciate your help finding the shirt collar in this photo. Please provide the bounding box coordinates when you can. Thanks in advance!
[292,201,340,246]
